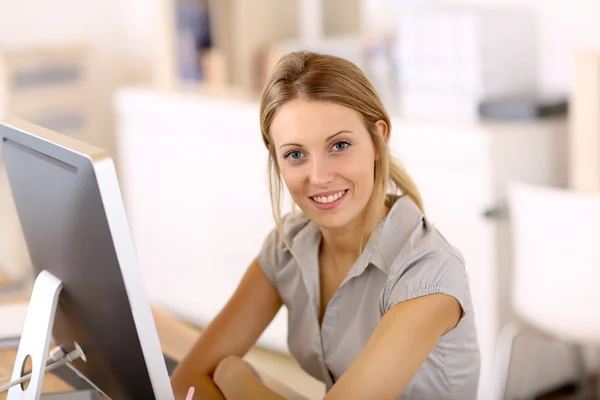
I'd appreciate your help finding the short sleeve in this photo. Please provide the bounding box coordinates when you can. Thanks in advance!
[257,225,282,286]
[256,212,311,286]
[381,250,469,316]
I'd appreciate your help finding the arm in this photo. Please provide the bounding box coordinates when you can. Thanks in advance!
[211,355,287,400]
[170,258,283,399]
[324,293,462,400]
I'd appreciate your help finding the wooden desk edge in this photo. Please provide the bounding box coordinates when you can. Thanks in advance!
[151,306,201,361]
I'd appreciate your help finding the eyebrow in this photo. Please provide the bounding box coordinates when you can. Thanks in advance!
[279,130,352,150]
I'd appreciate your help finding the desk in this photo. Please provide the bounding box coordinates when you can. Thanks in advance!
[0,298,324,400]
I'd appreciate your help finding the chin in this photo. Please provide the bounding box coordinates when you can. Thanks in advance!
[310,214,349,230]
[298,201,360,231]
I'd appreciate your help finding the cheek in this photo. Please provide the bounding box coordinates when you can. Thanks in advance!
[352,166,375,194]
[280,166,306,194]
[340,153,375,189]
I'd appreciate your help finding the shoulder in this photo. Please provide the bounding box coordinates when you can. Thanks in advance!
[398,221,466,273]
[256,211,315,284]
[375,197,469,314]
[271,211,315,257]
[374,195,465,274]
[385,212,466,282]
[281,211,313,243]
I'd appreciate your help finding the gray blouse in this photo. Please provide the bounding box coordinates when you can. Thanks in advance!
[257,195,480,399]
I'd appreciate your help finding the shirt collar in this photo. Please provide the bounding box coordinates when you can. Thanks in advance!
[365,195,426,274]
[290,195,425,278]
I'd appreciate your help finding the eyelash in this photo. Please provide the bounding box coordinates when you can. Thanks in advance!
[283,140,352,161]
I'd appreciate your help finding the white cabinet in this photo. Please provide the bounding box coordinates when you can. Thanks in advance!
[113,87,568,399]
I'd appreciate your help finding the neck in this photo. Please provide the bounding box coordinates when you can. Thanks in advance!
[320,219,365,262]
[319,203,390,266]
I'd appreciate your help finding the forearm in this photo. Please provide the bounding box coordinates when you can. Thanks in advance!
[171,371,225,400]
[216,369,285,400]
[213,356,286,400]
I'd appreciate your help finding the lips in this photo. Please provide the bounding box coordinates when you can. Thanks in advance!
[308,189,349,210]
[310,189,347,204]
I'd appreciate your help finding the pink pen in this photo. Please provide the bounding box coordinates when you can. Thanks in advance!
[185,386,195,400]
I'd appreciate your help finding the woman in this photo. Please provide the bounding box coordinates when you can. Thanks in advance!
[170,51,480,399]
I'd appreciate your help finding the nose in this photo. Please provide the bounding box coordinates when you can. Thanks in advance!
[309,156,335,186]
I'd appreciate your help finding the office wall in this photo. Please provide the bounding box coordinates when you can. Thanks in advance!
[440,0,600,94]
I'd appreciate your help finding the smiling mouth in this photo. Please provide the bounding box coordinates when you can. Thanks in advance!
[310,189,348,204]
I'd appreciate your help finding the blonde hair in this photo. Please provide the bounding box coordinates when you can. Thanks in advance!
[259,51,423,250]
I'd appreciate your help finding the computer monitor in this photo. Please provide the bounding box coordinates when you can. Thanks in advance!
[0,118,175,399]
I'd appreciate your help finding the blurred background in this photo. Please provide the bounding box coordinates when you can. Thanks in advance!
[1,0,600,399]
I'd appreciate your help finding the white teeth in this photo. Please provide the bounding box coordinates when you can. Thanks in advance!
[312,190,346,204]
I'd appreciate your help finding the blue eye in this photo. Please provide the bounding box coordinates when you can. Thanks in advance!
[285,151,304,160]
[333,141,350,151]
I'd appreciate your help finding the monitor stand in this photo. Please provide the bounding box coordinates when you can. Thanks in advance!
[5,270,84,400]
[5,270,178,400]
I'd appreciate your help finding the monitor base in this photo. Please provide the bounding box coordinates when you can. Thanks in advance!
[8,270,63,400]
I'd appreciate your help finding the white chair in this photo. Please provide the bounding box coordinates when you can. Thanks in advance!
[492,181,600,399]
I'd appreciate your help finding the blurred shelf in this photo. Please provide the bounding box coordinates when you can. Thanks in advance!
[158,0,361,95]
[0,44,93,137]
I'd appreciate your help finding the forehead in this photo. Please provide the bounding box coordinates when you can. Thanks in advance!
[270,99,364,145]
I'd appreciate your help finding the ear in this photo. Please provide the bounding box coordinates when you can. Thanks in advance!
[373,120,388,160]
[375,120,389,139]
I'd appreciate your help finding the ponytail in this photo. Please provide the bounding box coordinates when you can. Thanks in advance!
[389,156,424,213]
